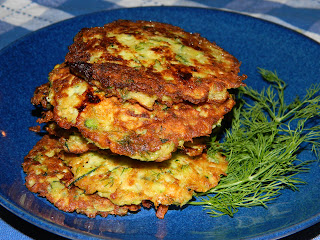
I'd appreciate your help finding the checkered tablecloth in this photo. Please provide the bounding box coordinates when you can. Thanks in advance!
[1,0,320,50]
[0,0,320,239]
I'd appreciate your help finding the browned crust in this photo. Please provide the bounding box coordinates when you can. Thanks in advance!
[65,150,228,208]
[31,82,50,107]
[45,123,99,154]
[38,64,235,161]
[181,137,208,157]
[65,20,246,105]
[28,125,41,133]
[48,122,208,157]
[76,98,234,160]
[141,200,168,219]
[22,135,140,218]
[155,205,169,219]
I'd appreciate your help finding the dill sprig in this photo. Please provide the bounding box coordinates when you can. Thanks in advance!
[190,69,320,217]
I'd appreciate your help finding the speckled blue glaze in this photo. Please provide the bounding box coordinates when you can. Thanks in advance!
[0,6,319,240]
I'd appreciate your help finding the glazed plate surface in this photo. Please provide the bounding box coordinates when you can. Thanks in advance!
[0,6,319,240]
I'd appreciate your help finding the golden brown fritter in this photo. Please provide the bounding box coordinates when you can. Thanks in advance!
[24,20,245,220]
[33,63,235,161]
[22,135,140,218]
[62,144,228,208]
[46,122,207,157]
[22,135,227,219]
[65,20,246,109]
[45,123,99,154]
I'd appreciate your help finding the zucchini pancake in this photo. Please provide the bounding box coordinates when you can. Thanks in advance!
[32,63,235,161]
[66,20,246,108]
[24,20,246,218]
[22,135,140,218]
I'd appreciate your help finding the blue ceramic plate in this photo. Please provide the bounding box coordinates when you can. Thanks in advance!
[0,7,319,240]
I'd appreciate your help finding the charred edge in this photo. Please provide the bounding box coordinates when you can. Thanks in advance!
[68,62,93,81]
[77,105,86,113]
[86,91,101,104]
[177,69,192,81]
[76,90,101,113]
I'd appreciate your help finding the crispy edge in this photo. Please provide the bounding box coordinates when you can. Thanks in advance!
[66,20,246,105]
[22,135,140,218]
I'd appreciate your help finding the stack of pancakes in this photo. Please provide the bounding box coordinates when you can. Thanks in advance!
[23,20,246,218]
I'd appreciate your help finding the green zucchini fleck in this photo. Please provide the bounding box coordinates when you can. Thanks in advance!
[84,119,98,130]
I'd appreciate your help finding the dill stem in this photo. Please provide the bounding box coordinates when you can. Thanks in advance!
[212,161,275,192]
[191,69,320,217]
[275,101,305,123]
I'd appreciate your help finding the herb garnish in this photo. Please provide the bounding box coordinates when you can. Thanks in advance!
[190,69,320,217]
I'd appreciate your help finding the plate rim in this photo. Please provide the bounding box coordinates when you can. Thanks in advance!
[1,5,319,53]
[0,5,319,240]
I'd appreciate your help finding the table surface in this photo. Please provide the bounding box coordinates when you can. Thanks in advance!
[0,0,319,239]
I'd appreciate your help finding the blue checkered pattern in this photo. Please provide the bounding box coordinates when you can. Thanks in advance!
[0,1,320,239]
[0,0,320,50]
